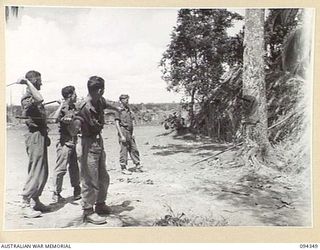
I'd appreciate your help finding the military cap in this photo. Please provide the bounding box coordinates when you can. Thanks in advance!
[119,94,129,100]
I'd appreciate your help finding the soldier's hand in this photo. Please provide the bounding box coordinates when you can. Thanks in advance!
[132,134,135,140]
[61,115,73,124]
[17,78,28,85]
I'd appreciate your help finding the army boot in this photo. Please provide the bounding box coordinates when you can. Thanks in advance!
[32,197,51,212]
[95,202,112,215]
[22,197,42,218]
[83,208,107,225]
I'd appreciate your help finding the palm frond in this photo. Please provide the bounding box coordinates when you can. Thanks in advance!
[282,28,310,76]
[5,6,20,22]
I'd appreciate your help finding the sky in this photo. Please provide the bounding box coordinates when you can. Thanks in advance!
[5,7,244,105]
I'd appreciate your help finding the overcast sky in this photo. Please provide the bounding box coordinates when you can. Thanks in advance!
[5,7,244,105]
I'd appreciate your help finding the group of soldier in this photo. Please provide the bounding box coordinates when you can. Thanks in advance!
[18,70,142,225]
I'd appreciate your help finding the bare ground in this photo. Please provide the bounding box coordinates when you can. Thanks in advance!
[4,124,311,229]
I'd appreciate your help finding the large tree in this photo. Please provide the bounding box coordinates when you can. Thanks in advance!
[242,9,272,164]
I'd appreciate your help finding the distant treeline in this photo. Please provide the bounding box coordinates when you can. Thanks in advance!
[6,102,183,126]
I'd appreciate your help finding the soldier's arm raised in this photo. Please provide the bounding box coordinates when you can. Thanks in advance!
[49,100,64,123]
[101,97,120,111]
[105,103,119,111]
[19,78,43,103]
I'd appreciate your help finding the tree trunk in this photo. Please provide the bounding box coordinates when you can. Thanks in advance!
[208,103,214,138]
[189,87,196,128]
[243,9,271,163]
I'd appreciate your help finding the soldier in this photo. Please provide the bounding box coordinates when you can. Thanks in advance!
[50,86,81,203]
[19,70,50,218]
[115,94,143,175]
[73,76,118,224]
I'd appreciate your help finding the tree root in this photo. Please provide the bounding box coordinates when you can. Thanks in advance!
[236,137,285,170]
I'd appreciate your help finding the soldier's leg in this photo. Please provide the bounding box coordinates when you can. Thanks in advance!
[97,150,109,202]
[81,137,106,224]
[81,137,101,209]
[22,131,48,217]
[119,141,128,169]
[22,131,49,200]
[52,143,69,196]
[95,149,111,214]
[128,137,140,166]
[37,143,49,197]
[68,146,81,200]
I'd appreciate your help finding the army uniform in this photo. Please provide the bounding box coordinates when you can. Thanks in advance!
[21,89,49,212]
[74,96,110,214]
[115,103,141,170]
[52,102,80,201]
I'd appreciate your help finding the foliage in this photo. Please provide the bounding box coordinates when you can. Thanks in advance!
[164,8,308,146]
[160,9,243,125]
[5,6,20,22]
[153,204,228,226]
[265,9,308,143]
[265,9,301,72]
[160,9,242,97]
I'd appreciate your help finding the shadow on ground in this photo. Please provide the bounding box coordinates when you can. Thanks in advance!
[110,200,135,215]
[60,200,137,228]
[194,170,304,226]
[48,196,77,213]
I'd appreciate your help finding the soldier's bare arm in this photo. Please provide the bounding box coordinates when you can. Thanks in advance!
[49,100,64,123]
[115,120,126,142]
[18,78,43,103]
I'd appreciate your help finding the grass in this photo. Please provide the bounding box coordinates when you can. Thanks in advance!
[153,204,228,227]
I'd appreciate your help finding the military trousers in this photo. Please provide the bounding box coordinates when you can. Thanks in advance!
[118,128,140,168]
[22,131,49,200]
[79,134,109,209]
[52,141,80,194]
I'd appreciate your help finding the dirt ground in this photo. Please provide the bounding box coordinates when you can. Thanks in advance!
[4,124,311,229]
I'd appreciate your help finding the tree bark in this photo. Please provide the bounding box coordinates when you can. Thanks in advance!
[189,87,196,128]
[243,9,271,162]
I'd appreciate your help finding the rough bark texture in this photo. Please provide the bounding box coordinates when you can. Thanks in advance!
[243,9,271,163]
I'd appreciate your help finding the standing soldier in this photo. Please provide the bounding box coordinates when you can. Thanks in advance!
[73,76,118,224]
[115,94,143,175]
[19,70,50,218]
[51,86,81,203]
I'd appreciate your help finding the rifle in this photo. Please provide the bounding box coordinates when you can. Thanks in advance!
[43,100,60,105]
[6,80,52,87]
[6,82,19,87]
[15,116,57,120]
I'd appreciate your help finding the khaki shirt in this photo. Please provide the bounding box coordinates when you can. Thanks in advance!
[58,103,77,144]
[21,89,47,133]
[75,96,108,137]
[114,105,134,132]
